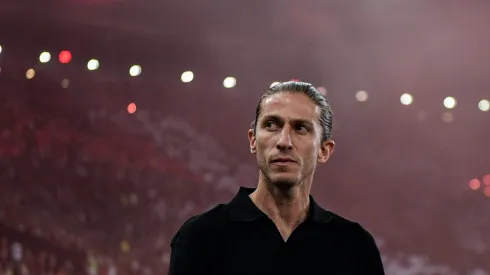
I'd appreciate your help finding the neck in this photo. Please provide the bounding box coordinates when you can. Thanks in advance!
[249,173,312,228]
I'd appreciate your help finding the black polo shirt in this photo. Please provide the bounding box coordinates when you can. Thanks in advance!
[169,187,385,275]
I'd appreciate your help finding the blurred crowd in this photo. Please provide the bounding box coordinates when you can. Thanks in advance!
[1,225,84,275]
[0,72,240,274]
[0,69,488,275]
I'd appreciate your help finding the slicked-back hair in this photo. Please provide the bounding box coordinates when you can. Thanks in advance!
[252,81,333,142]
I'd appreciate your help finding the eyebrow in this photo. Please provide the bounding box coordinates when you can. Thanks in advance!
[261,114,314,127]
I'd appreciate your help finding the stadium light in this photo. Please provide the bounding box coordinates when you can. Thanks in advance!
[26,68,35,79]
[483,174,490,186]
[87,59,100,71]
[181,71,194,83]
[484,186,490,197]
[356,90,368,102]
[127,102,137,114]
[443,97,456,109]
[400,93,413,105]
[469,178,481,190]
[129,65,142,76]
[59,50,72,64]
[441,112,454,123]
[223,77,236,88]
[61,79,70,88]
[478,99,489,112]
[39,52,51,63]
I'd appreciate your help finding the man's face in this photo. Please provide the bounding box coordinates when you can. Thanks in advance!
[248,92,334,188]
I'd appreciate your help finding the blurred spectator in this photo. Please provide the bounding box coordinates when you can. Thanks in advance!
[0,67,488,275]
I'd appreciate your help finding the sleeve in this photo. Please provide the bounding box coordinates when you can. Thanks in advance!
[168,217,213,275]
[356,223,385,275]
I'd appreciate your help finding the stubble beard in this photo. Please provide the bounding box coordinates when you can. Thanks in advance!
[258,159,300,190]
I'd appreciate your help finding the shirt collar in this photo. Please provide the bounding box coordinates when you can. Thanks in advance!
[227,186,333,224]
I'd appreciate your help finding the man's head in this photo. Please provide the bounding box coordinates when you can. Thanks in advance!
[248,81,335,189]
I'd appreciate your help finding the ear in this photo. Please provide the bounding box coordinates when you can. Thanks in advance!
[318,140,335,163]
[248,129,257,154]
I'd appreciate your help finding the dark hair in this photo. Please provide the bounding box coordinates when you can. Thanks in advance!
[252,81,333,142]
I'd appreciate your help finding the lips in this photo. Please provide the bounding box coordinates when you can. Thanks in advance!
[271,158,296,163]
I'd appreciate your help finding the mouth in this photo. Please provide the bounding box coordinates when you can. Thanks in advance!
[271,158,297,165]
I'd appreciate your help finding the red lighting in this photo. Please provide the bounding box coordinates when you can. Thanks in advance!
[468,178,481,191]
[59,51,72,64]
[482,174,490,186]
[127,103,137,114]
[484,186,490,197]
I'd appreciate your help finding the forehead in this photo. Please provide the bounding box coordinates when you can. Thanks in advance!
[259,92,319,122]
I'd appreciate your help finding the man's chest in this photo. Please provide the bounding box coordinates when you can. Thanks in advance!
[213,225,360,275]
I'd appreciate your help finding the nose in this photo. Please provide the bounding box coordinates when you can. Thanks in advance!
[276,128,293,151]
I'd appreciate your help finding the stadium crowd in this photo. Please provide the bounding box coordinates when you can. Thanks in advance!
[0,69,488,275]
[0,71,238,274]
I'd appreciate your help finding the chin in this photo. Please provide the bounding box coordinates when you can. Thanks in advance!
[268,175,301,188]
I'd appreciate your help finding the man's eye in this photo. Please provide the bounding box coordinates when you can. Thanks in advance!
[295,125,309,133]
[265,121,278,129]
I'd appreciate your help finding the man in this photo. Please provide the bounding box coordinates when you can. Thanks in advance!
[169,81,385,275]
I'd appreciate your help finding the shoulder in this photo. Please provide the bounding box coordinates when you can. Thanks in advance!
[171,204,228,246]
[328,211,378,244]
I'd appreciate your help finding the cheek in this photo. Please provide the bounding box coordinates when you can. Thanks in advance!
[256,135,275,151]
[254,141,267,159]
[302,145,320,161]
